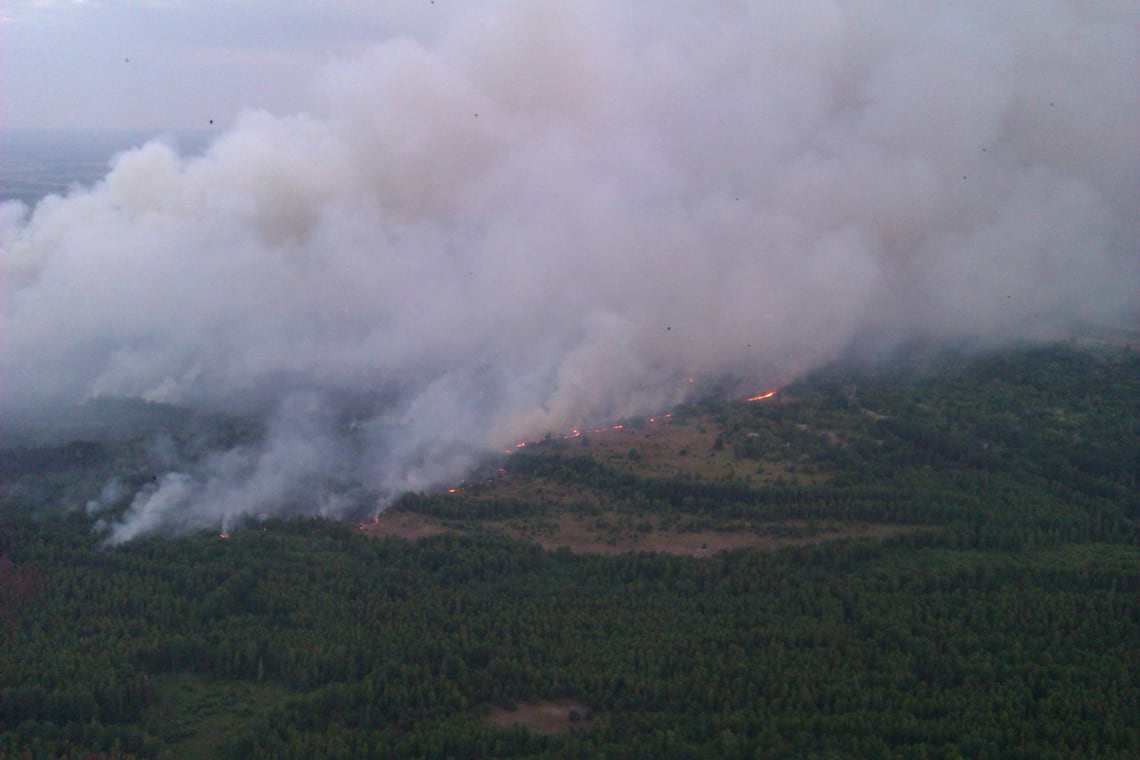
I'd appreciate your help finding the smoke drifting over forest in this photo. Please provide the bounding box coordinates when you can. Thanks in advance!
[2,0,1138,542]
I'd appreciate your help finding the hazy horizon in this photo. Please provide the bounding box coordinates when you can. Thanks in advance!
[0,128,215,207]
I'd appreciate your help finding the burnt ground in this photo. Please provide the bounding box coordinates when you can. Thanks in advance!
[497,409,825,490]
[360,409,914,555]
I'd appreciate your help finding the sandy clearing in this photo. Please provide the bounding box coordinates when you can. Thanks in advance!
[484,700,591,735]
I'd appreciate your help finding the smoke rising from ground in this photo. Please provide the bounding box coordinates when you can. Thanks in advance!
[3,0,1138,541]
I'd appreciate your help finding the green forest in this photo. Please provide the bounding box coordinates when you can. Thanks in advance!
[2,343,1138,759]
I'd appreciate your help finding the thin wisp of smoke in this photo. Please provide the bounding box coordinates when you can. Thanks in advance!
[2,0,1138,541]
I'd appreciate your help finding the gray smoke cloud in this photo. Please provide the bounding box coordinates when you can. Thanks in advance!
[3,0,1138,542]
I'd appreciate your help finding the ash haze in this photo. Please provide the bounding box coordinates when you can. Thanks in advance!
[2,0,1138,542]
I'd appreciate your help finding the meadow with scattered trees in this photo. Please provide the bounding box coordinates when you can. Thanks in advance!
[2,344,1138,758]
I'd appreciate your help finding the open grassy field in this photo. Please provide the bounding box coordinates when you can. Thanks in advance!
[362,397,911,554]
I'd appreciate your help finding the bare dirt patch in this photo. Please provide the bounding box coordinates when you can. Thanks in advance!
[491,513,912,556]
[357,510,450,540]
[360,507,912,557]
[484,700,591,735]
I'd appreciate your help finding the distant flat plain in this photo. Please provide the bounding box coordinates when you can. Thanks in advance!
[0,128,211,207]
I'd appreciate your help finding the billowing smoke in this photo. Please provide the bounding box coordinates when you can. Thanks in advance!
[3,0,1138,542]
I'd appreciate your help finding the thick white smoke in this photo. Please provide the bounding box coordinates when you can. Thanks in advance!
[2,0,1138,541]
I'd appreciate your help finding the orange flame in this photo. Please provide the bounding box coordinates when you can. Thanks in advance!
[746,390,777,402]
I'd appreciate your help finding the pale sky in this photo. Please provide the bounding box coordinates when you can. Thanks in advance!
[0,0,450,130]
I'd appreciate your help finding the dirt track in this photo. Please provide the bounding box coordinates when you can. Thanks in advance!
[360,509,910,556]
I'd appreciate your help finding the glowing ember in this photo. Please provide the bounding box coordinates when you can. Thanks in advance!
[746,390,777,402]
[447,488,457,493]
[219,532,230,539]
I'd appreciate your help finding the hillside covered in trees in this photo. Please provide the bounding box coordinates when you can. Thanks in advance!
[1,344,1138,759]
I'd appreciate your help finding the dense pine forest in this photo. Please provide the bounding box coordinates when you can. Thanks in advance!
[2,343,1138,759]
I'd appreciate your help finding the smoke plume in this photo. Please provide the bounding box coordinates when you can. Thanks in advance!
[3,0,1138,541]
